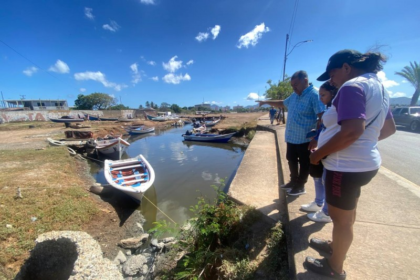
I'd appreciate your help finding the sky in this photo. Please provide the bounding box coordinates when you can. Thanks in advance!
[1,0,419,108]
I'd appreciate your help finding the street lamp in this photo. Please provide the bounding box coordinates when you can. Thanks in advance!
[282,34,313,81]
[280,34,313,123]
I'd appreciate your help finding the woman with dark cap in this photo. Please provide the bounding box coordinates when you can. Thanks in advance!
[304,50,396,279]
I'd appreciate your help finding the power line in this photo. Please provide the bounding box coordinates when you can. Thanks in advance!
[288,0,300,46]
[0,39,81,93]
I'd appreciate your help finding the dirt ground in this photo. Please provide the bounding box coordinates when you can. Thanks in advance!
[0,113,267,278]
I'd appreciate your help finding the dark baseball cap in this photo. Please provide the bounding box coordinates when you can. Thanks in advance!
[317,49,364,81]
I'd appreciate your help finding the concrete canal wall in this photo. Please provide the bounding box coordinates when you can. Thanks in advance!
[0,110,136,123]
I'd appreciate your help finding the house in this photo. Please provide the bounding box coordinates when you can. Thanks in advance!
[1,99,69,110]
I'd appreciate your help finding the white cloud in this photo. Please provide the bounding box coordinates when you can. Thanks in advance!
[103,20,120,32]
[246,92,264,100]
[84,7,94,20]
[162,73,191,84]
[377,71,399,88]
[48,59,70,74]
[130,63,141,85]
[147,61,156,66]
[23,66,38,76]
[74,71,127,91]
[237,23,270,49]
[211,25,221,39]
[401,80,408,83]
[80,88,86,93]
[151,76,159,81]
[195,32,209,42]
[186,60,194,66]
[140,0,155,4]
[389,91,407,98]
[163,56,183,73]
[211,101,222,105]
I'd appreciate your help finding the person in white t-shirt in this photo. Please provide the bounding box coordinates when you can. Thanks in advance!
[303,50,396,279]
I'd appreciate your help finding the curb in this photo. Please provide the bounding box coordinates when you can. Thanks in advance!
[256,124,296,280]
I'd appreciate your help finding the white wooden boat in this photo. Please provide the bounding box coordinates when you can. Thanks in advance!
[49,116,84,123]
[96,138,130,158]
[151,116,168,122]
[118,118,136,122]
[129,126,155,135]
[205,119,221,127]
[47,138,65,146]
[104,154,155,202]
[182,132,235,143]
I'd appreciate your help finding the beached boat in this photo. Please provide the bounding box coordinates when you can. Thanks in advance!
[85,115,118,121]
[104,154,155,202]
[95,137,130,158]
[146,114,156,120]
[118,118,136,122]
[151,116,168,122]
[129,126,155,135]
[182,132,235,143]
[49,116,84,123]
[205,119,221,127]
[183,120,192,124]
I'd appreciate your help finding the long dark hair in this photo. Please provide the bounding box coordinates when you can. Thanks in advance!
[320,82,338,108]
[350,52,387,74]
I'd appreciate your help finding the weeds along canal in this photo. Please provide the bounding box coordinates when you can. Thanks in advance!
[87,126,247,230]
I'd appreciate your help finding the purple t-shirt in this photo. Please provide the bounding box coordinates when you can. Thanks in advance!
[318,73,392,172]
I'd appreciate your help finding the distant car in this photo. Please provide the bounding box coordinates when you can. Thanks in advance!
[392,106,420,131]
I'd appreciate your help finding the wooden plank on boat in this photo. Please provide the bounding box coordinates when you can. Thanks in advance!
[120,178,148,185]
[113,173,147,180]
[111,164,143,171]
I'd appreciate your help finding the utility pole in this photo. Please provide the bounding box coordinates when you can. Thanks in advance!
[119,96,122,104]
[1,91,5,108]
[280,34,289,124]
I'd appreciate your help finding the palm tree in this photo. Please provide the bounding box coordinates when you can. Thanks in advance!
[395,61,420,106]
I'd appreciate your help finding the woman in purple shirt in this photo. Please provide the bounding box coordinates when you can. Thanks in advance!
[304,50,396,279]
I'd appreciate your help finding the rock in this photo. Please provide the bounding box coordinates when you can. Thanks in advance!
[114,250,127,265]
[150,239,158,247]
[118,234,149,249]
[161,237,175,243]
[141,264,149,275]
[136,222,144,233]
[163,241,177,252]
[6,224,12,229]
[126,250,132,256]
[122,255,147,276]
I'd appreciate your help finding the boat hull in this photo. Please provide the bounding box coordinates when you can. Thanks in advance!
[50,118,84,123]
[129,127,155,135]
[104,154,155,203]
[96,138,130,158]
[182,132,235,143]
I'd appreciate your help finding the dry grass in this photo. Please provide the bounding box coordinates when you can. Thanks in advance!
[215,112,266,130]
[0,147,98,275]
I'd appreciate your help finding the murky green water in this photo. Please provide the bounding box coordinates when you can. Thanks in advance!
[89,126,246,229]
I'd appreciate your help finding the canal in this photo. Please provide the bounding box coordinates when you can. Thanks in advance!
[89,126,246,229]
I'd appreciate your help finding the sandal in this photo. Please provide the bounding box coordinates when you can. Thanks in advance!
[304,257,346,279]
[309,238,333,256]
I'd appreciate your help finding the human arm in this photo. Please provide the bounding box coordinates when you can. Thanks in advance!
[310,119,365,164]
[256,100,284,108]
[379,118,396,141]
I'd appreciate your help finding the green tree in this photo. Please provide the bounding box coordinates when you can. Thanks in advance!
[154,104,159,109]
[145,101,150,108]
[170,104,182,113]
[395,61,420,105]
[160,102,171,111]
[108,104,129,110]
[74,93,115,110]
[150,101,155,108]
[138,104,144,109]
[264,76,293,100]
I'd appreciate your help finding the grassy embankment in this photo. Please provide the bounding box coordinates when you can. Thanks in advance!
[0,146,98,278]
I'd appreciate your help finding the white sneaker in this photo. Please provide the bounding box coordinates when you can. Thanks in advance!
[301,201,322,212]
[307,210,332,223]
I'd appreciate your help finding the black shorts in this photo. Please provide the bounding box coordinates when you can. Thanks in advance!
[325,169,378,210]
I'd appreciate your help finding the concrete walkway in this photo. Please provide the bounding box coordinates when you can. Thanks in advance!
[230,114,420,279]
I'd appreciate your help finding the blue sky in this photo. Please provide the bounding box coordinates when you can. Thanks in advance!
[1,0,419,108]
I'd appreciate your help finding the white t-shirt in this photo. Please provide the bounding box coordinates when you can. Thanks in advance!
[318,73,390,172]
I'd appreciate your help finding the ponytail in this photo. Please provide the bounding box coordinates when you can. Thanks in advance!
[351,52,387,74]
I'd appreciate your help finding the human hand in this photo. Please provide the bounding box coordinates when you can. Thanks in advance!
[308,139,318,150]
[309,150,322,165]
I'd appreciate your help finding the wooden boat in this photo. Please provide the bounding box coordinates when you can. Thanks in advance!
[86,115,118,121]
[104,154,155,203]
[146,114,156,120]
[205,119,221,127]
[182,132,235,143]
[47,138,65,146]
[95,137,130,158]
[49,116,84,123]
[183,120,192,124]
[65,130,93,139]
[118,118,136,122]
[151,116,168,122]
[129,126,155,135]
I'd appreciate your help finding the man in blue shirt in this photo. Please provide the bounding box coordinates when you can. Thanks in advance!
[269,106,277,125]
[258,71,325,195]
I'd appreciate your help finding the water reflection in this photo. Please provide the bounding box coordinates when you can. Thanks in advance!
[90,126,246,229]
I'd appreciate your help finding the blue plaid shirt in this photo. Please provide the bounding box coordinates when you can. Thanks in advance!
[283,85,325,144]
